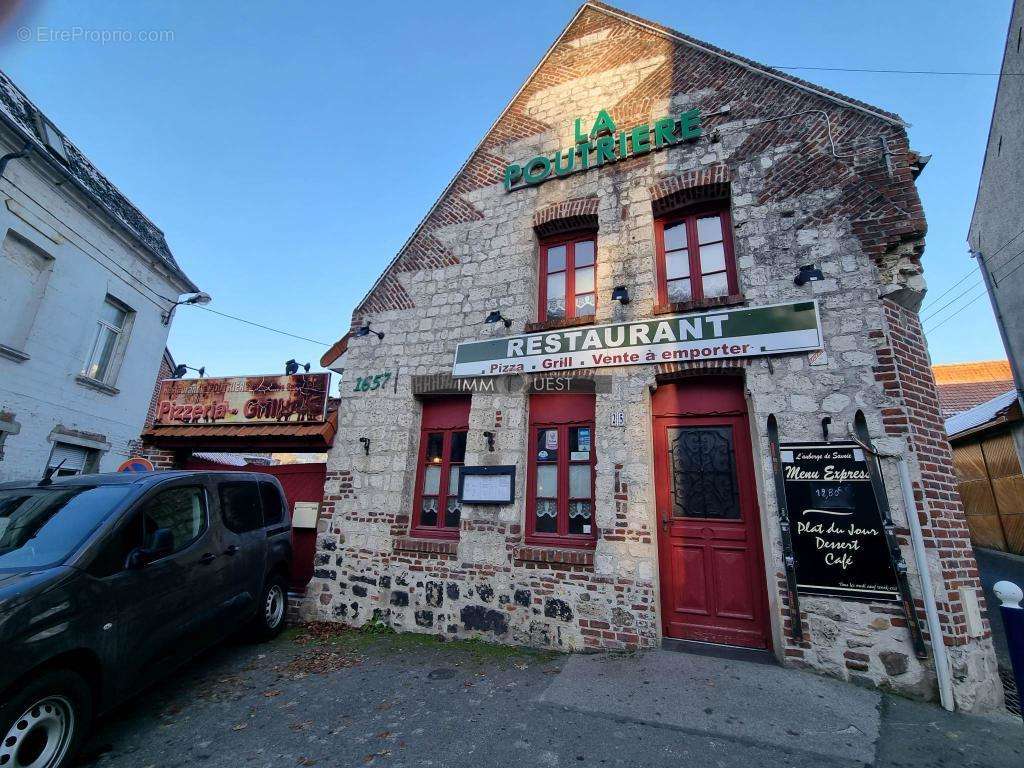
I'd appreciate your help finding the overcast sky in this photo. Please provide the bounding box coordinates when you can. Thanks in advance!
[1,0,1012,378]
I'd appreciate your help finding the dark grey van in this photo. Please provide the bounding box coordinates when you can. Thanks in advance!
[0,471,292,768]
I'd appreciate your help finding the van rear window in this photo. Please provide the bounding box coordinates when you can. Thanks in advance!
[219,482,262,533]
[259,482,285,527]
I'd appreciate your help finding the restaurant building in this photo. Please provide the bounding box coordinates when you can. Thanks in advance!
[307,2,1002,711]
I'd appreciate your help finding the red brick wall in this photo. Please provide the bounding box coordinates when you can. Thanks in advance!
[874,299,990,646]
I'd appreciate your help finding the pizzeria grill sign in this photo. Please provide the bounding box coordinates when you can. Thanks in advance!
[452,301,822,377]
[153,373,330,426]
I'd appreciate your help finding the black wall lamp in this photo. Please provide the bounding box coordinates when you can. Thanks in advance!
[285,359,311,375]
[171,363,205,378]
[482,430,496,452]
[485,310,512,328]
[359,437,371,455]
[161,291,212,325]
[794,264,824,286]
[356,323,384,340]
[611,285,631,305]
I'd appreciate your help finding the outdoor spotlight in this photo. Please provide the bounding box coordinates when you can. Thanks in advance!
[356,323,384,340]
[794,264,824,286]
[285,359,311,376]
[485,310,512,328]
[611,285,631,304]
[171,363,205,379]
[483,430,496,452]
[359,437,371,456]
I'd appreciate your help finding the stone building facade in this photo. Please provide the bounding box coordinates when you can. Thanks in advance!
[306,2,1002,711]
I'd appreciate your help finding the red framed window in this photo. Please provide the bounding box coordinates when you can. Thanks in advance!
[411,396,470,539]
[654,204,737,306]
[538,234,597,323]
[526,393,596,547]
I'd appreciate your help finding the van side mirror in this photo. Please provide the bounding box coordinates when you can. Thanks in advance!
[127,527,174,569]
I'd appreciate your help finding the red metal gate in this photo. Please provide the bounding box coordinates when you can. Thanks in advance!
[184,458,326,593]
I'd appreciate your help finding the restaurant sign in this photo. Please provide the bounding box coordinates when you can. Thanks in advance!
[779,442,900,602]
[153,373,330,426]
[504,108,701,191]
[452,301,822,377]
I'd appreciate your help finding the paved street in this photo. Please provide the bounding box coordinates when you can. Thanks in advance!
[76,624,1022,768]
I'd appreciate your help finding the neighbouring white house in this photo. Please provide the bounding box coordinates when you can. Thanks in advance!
[0,69,201,482]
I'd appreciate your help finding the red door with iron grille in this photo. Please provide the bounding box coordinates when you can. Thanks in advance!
[652,378,770,649]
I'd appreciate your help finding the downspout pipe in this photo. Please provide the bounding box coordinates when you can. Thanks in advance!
[0,142,32,178]
[849,424,955,711]
[896,455,956,711]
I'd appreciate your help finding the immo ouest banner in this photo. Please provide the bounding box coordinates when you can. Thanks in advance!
[453,301,822,377]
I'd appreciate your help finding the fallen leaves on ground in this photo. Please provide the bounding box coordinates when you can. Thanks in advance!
[275,624,363,677]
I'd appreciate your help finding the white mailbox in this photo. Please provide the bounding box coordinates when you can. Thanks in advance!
[292,501,320,529]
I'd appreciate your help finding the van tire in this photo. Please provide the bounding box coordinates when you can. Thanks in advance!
[249,571,288,641]
[0,668,92,768]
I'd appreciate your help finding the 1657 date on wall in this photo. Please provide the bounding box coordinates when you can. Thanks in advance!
[353,372,392,392]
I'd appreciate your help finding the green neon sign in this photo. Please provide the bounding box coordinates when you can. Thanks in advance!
[503,108,701,191]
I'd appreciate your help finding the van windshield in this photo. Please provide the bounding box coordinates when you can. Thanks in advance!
[0,485,132,571]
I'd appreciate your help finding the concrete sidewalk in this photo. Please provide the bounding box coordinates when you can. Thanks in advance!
[541,650,881,763]
[541,649,1021,766]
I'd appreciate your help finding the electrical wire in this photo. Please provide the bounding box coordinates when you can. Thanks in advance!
[921,225,1024,311]
[925,249,1024,332]
[1,175,336,347]
[194,305,330,346]
[919,245,1024,323]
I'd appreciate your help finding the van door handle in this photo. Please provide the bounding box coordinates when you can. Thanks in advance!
[199,552,217,565]
[224,545,239,556]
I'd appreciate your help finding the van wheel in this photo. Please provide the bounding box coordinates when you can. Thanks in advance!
[0,669,91,768]
[250,572,288,641]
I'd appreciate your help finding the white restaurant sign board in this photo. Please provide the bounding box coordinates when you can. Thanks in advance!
[452,301,822,377]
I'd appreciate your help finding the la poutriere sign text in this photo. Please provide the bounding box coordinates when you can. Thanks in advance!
[453,301,822,377]
[504,108,701,191]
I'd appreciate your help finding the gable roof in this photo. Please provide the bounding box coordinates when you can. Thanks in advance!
[0,69,197,291]
[932,359,1015,416]
[350,1,907,321]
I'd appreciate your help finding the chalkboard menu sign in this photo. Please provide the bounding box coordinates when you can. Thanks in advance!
[779,442,899,602]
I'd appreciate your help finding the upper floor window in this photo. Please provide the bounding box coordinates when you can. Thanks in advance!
[654,206,737,306]
[526,393,596,547]
[83,296,133,384]
[412,396,470,539]
[539,235,596,323]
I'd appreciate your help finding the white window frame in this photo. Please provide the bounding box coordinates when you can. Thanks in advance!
[82,295,134,385]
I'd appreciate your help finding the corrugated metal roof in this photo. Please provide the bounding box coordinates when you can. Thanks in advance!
[944,390,1018,438]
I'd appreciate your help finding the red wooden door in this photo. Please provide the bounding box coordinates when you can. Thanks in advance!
[652,379,770,649]
[184,458,326,593]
